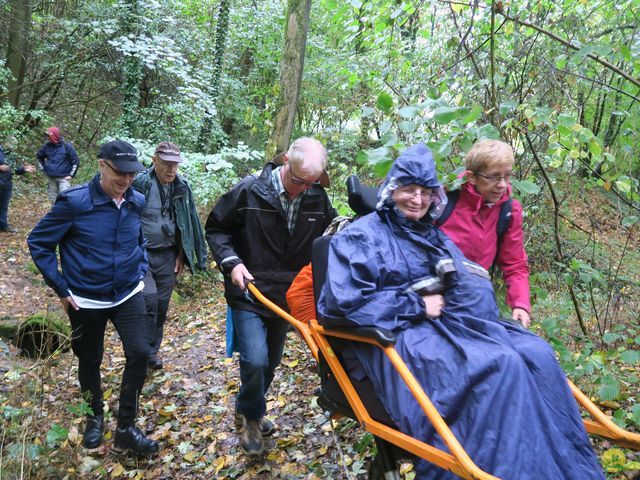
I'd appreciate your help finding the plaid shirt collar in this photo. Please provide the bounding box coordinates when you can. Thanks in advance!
[271,166,303,233]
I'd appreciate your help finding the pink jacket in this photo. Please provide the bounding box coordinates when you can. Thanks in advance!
[439,181,531,312]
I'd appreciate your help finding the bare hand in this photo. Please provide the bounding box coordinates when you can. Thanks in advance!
[230,263,253,289]
[174,251,185,275]
[24,164,36,173]
[423,294,445,319]
[0,165,9,172]
[64,176,72,181]
[512,308,531,328]
[60,296,79,314]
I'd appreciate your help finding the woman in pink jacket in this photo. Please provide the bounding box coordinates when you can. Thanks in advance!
[438,139,531,327]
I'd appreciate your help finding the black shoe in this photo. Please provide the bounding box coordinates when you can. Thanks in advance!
[148,356,163,370]
[113,425,159,456]
[0,225,16,233]
[82,415,104,449]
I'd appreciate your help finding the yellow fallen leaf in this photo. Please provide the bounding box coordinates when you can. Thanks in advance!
[400,462,414,474]
[183,451,198,463]
[214,457,225,474]
[111,462,125,477]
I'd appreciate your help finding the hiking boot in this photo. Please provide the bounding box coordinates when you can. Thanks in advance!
[148,356,163,370]
[240,417,265,456]
[113,425,159,456]
[0,225,16,233]
[234,411,275,436]
[82,415,104,449]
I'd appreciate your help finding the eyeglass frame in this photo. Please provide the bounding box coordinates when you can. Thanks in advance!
[394,185,435,201]
[473,171,513,184]
[101,160,138,178]
[287,163,321,187]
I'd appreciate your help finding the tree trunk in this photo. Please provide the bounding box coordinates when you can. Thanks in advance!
[5,0,33,107]
[120,0,143,136]
[197,0,232,153]
[266,0,312,160]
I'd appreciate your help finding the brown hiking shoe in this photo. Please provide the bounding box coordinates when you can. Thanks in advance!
[240,417,265,456]
[234,411,275,436]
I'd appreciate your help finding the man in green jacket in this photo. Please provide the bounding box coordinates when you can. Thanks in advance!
[133,142,207,370]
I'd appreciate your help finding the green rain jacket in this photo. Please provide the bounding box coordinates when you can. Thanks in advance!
[133,167,207,273]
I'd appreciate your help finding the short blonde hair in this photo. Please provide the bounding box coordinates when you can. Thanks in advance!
[465,139,514,172]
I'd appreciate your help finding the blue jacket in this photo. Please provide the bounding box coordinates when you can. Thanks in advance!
[36,138,79,178]
[0,145,25,187]
[318,144,604,479]
[28,174,148,301]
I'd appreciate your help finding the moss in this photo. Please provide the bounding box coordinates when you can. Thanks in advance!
[15,314,71,359]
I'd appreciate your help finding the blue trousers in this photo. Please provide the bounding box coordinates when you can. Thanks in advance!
[231,308,289,421]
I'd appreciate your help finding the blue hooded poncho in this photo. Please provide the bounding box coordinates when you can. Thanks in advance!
[317,144,603,479]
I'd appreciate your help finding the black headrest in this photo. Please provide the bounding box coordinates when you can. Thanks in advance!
[311,236,332,317]
[347,175,379,216]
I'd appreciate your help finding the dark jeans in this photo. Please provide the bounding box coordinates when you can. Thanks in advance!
[142,248,177,357]
[231,308,290,421]
[0,182,12,229]
[67,293,150,427]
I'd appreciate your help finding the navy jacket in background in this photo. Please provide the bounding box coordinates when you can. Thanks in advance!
[28,174,148,302]
[0,145,25,187]
[36,138,79,178]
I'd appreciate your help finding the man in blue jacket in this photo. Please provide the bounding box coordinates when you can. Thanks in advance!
[28,140,159,456]
[0,139,35,232]
[132,141,207,371]
[36,126,80,202]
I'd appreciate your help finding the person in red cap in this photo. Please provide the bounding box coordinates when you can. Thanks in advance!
[36,126,80,202]
[132,141,207,371]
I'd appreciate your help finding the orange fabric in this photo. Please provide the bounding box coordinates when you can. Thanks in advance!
[286,263,316,323]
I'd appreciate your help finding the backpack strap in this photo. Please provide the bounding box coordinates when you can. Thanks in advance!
[493,197,513,267]
[434,190,459,226]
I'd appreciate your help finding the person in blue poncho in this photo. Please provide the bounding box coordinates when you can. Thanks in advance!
[317,143,604,479]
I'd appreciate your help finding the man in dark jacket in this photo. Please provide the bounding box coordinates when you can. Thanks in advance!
[36,126,80,202]
[206,137,335,456]
[0,140,35,232]
[132,141,207,370]
[28,140,159,457]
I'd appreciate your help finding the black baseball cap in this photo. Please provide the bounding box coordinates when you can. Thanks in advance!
[97,140,144,173]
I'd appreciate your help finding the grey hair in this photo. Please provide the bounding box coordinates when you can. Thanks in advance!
[287,137,327,170]
[376,177,399,210]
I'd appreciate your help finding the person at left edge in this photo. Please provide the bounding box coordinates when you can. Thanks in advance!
[0,139,36,233]
[27,140,159,456]
[132,141,207,371]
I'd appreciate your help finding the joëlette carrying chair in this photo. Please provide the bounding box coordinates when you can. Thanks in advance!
[247,175,640,480]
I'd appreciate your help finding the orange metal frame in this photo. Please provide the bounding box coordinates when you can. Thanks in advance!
[247,283,640,479]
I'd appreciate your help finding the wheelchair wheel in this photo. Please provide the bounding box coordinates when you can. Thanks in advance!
[368,453,401,480]
[369,436,402,480]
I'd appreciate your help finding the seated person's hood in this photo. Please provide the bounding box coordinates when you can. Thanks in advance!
[376,143,446,218]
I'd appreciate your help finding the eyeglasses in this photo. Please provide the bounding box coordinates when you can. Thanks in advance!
[155,157,179,171]
[395,186,435,200]
[474,171,512,184]
[102,160,137,178]
[288,164,320,187]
